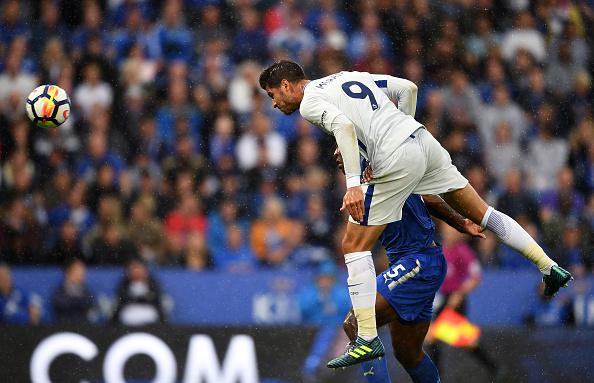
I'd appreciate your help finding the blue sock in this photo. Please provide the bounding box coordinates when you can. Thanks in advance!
[405,353,441,383]
[361,358,392,383]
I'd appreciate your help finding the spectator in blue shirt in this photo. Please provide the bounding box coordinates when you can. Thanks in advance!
[305,0,351,37]
[148,1,192,62]
[298,262,350,325]
[232,7,268,63]
[110,7,151,66]
[155,80,203,155]
[48,181,95,245]
[30,0,69,58]
[75,133,125,183]
[108,0,155,28]
[0,263,41,325]
[0,0,28,51]
[213,224,256,272]
[70,1,107,60]
[525,281,571,327]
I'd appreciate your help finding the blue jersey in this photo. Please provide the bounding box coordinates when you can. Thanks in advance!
[379,194,436,265]
[376,194,445,323]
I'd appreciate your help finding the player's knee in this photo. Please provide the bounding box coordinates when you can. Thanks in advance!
[342,235,364,254]
[342,236,354,254]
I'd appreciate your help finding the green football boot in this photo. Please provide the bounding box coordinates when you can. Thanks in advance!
[327,336,385,369]
[543,265,573,297]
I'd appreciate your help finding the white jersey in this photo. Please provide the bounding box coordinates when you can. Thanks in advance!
[299,71,423,178]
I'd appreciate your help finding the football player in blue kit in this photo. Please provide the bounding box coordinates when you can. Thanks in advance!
[336,151,484,383]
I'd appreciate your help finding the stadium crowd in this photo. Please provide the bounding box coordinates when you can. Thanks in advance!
[0,0,593,325]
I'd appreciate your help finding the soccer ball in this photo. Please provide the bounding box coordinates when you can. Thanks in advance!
[25,85,71,128]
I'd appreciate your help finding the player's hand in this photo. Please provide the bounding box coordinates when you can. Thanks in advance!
[333,147,345,174]
[446,292,464,309]
[341,186,365,222]
[362,165,373,183]
[460,218,486,239]
[334,147,374,183]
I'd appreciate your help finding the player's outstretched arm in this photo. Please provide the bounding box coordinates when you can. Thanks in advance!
[371,74,418,117]
[422,195,486,239]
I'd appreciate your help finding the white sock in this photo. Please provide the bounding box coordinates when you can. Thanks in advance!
[481,207,557,274]
[345,251,377,341]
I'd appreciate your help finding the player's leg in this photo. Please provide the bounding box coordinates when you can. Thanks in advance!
[413,128,571,296]
[343,294,396,382]
[441,184,571,296]
[327,222,387,369]
[388,320,440,383]
[343,295,440,383]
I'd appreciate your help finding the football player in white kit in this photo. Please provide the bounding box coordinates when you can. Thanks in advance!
[259,60,572,369]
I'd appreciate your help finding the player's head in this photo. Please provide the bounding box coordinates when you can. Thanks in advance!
[259,60,307,115]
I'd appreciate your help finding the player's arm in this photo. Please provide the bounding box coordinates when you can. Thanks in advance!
[371,74,418,117]
[300,95,364,221]
[448,258,481,309]
[421,195,486,239]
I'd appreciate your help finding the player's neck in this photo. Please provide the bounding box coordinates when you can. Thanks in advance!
[299,79,310,91]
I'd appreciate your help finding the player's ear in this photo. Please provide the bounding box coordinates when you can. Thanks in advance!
[281,79,289,90]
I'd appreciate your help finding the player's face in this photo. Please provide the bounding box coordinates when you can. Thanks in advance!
[266,81,301,115]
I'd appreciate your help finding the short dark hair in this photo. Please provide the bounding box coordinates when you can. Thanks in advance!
[259,60,306,89]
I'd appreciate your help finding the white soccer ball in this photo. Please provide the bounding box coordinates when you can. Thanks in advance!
[25,85,71,128]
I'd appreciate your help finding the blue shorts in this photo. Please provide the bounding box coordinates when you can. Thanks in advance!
[377,245,447,323]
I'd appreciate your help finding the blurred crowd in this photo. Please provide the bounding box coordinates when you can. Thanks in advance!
[0,0,593,292]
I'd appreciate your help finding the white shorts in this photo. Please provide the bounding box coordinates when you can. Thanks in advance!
[350,128,468,226]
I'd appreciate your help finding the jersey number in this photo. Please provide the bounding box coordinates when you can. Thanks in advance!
[383,264,405,283]
[342,81,379,111]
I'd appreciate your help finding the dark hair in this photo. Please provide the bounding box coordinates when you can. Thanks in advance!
[259,60,306,89]
[63,257,83,271]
